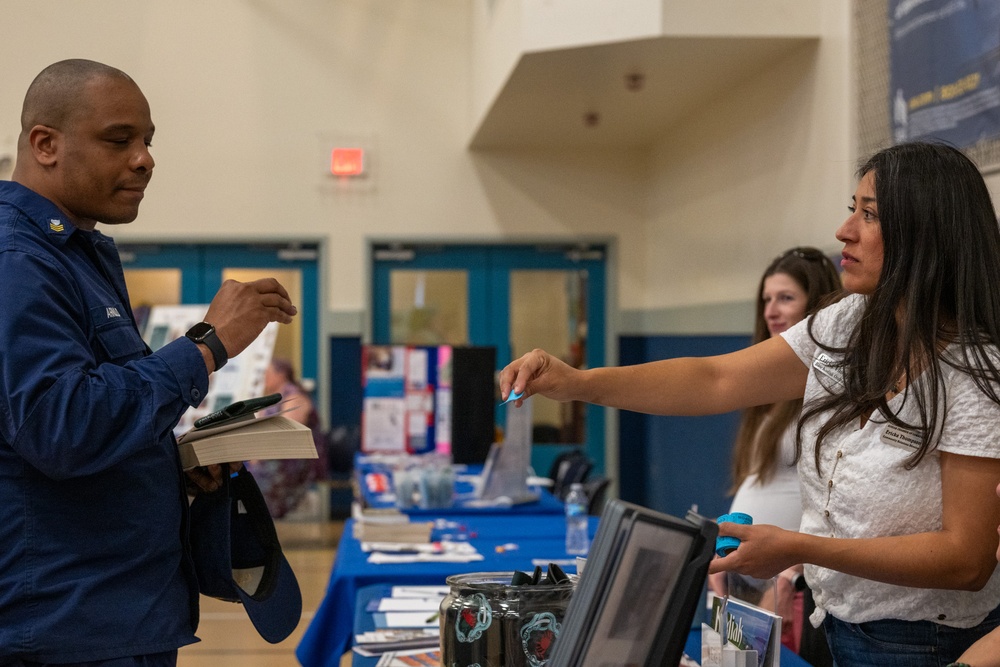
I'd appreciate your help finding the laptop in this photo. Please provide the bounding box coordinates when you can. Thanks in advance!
[547,500,718,667]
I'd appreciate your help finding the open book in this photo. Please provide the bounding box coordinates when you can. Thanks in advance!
[175,396,318,469]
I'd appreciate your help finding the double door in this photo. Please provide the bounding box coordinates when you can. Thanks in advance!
[371,243,606,475]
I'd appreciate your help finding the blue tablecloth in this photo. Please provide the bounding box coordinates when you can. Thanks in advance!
[296,514,597,667]
[356,456,564,516]
[347,585,814,667]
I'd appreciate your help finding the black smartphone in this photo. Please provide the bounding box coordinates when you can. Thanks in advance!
[193,392,283,429]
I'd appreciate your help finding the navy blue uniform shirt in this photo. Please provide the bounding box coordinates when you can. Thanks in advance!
[0,181,209,662]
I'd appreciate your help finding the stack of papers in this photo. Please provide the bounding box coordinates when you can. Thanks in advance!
[353,629,439,657]
[353,586,448,658]
[373,649,441,666]
[352,504,434,543]
[354,521,434,544]
[366,541,482,564]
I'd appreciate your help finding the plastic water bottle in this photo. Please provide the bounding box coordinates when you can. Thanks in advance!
[564,483,590,555]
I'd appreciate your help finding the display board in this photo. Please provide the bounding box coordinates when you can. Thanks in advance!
[361,345,495,462]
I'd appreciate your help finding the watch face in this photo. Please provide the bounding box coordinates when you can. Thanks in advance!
[186,322,214,340]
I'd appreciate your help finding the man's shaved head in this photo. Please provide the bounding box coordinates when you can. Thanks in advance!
[13,59,154,229]
[20,59,134,139]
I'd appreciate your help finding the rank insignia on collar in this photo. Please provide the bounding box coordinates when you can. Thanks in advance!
[49,219,65,232]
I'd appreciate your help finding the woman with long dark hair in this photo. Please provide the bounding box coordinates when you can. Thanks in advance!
[500,142,1000,665]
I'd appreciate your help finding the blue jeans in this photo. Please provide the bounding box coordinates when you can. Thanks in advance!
[823,606,1000,667]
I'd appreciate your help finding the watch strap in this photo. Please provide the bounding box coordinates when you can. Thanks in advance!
[186,323,228,370]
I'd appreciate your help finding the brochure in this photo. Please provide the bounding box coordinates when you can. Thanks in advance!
[704,595,781,667]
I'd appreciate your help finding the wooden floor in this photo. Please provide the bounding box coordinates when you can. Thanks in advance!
[178,519,352,667]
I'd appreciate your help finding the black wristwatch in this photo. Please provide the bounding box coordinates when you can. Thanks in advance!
[185,322,228,370]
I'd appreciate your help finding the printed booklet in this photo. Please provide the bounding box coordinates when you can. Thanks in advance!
[702,594,781,667]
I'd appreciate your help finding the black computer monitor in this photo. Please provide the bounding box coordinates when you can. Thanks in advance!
[548,500,718,667]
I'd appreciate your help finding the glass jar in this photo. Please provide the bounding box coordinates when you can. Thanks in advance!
[439,571,577,667]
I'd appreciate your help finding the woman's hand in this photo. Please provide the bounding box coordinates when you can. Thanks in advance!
[708,522,800,580]
[499,349,583,405]
[953,624,1000,666]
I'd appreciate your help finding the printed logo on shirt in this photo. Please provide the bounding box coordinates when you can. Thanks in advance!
[881,424,923,451]
[48,219,65,232]
[105,306,122,319]
[813,352,844,386]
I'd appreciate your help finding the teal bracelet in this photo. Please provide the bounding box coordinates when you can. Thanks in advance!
[945,662,972,667]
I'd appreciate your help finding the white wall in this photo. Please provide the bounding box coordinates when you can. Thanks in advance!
[641,1,853,313]
[521,0,662,51]
[0,0,854,337]
[1,1,485,320]
[471,0,522,129]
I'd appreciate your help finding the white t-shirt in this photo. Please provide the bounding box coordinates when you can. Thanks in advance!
[780,293,1000,628]
[729,421,802,532]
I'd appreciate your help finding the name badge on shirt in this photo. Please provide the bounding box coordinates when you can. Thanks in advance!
[813,352,844,387]
[881,424,923,451]
[91,304,125,327]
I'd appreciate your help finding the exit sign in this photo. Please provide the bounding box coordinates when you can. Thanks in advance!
[330,148,365,177]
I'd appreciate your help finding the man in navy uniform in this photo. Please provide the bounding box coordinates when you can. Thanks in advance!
[0,59,297,665]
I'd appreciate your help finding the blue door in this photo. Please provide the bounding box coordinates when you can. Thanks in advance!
[371,243,606,477]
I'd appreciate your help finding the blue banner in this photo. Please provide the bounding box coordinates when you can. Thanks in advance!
[890,0,1000,147]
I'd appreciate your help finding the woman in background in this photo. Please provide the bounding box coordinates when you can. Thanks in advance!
[248,358,327,518]
[729,247,841,536]
[711,246,840,665]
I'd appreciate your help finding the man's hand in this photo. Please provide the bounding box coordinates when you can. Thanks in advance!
[185,461,243,495]
[203,278,297,361]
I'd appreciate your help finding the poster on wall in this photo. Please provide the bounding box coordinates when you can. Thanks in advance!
[889,0,1000,148]
[360,345,496,461]
[361,345,452,456]
[361,345,408,453]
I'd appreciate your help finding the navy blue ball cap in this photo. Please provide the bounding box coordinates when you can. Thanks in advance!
[190,465,302,643]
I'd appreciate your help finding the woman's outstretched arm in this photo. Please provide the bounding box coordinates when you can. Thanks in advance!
[499,334,808,417]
